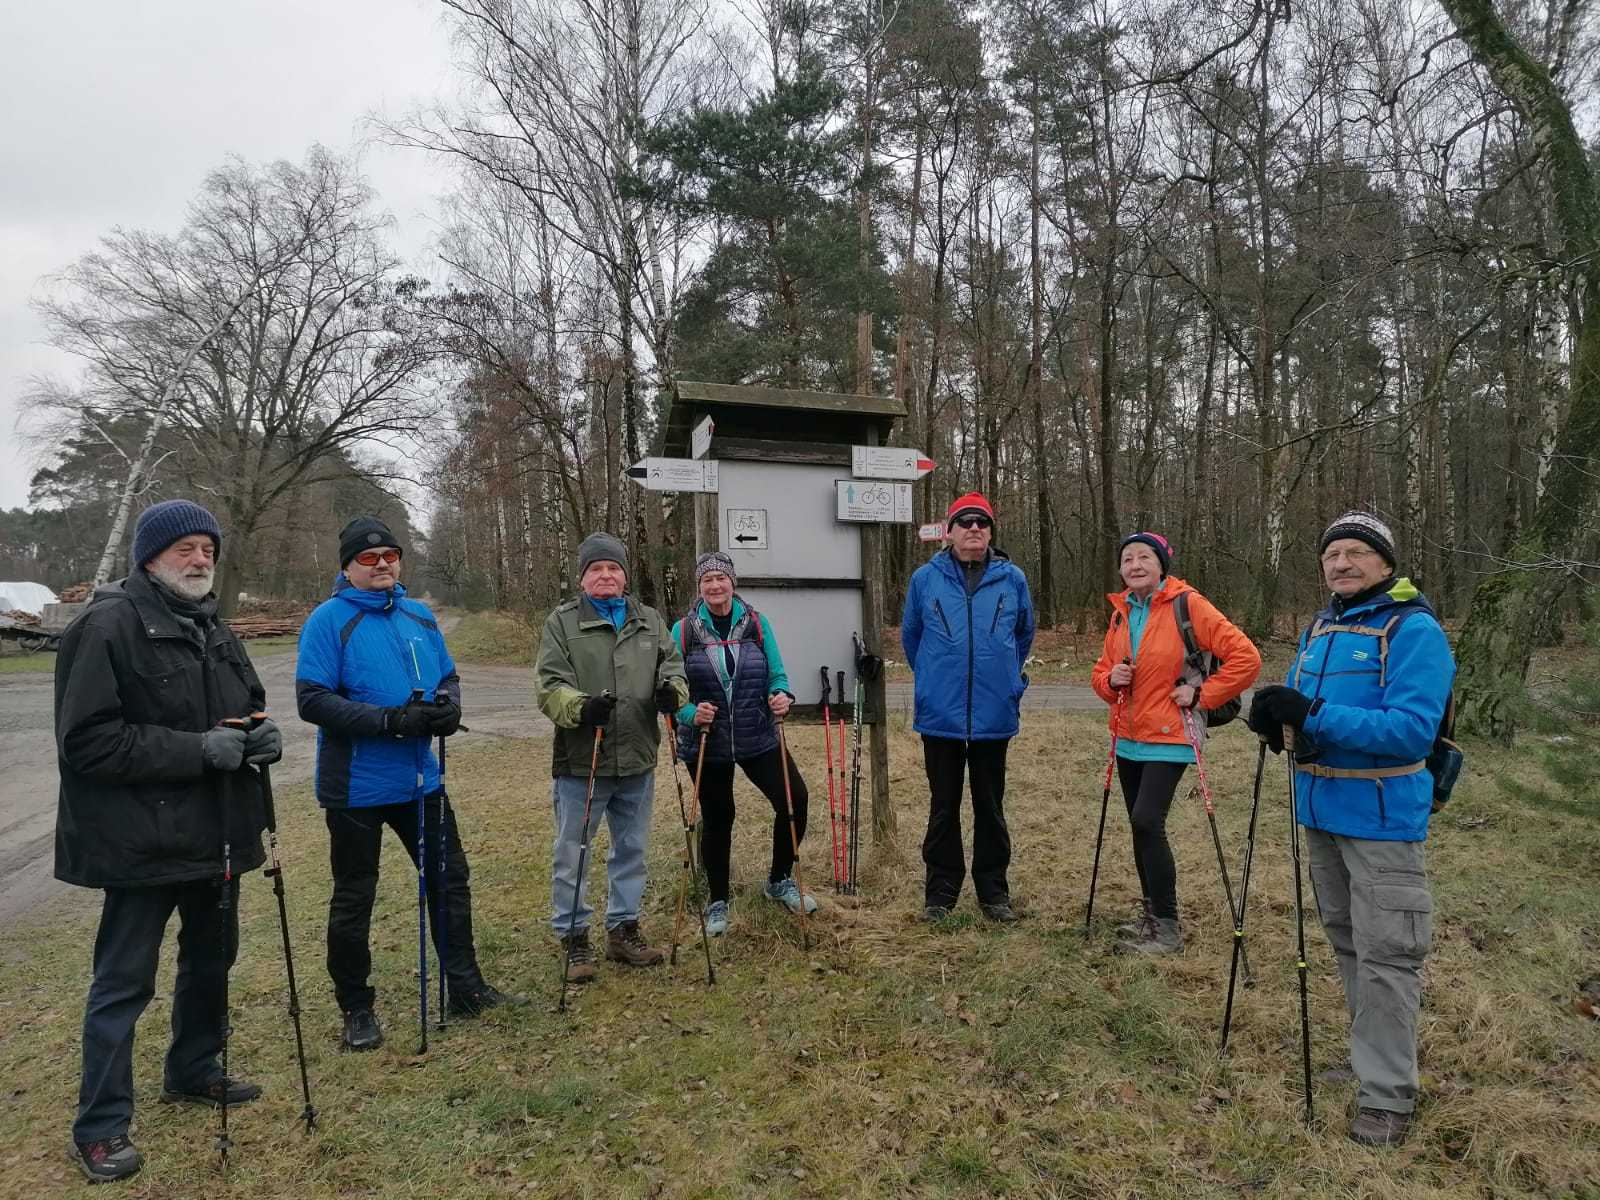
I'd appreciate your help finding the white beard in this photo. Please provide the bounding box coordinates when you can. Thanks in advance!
[149,561,215,601]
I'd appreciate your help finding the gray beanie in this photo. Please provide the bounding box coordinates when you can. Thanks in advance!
[695,550,736,586]
[576,531,629,581]
[1320,511,1396,568]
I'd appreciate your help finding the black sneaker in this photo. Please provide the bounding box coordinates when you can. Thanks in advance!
[70,1133,142,1183]
[341,1007,383,1052]
[980,900,1019,923]
[920,904,953,923]
[448,983,528,1018]
[159,1076,263,1108]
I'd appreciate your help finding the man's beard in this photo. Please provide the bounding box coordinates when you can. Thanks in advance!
[149,560,215,601]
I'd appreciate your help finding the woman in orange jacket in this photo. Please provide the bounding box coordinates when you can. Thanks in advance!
[1090,532,1261,953]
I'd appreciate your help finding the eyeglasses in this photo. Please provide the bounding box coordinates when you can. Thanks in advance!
[952,515,992,530]
[353,549,401,566]
[1320,547,1377,565]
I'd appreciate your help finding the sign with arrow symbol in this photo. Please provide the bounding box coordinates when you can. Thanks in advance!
[726,508,767,549]
[851,445,935,481]
[626,457,719,493]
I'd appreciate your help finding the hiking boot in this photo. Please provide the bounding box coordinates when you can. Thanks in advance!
[980,899,1019,923]
[562,931,598,984]
[1349,1107,1411,1147]
[705,900,730,937]
[763,877,818,914]
[1115,900,1155,938]
[1117,916,1183,955]
[920,904,953,923]
[448,983,528,1018]
[159,1076,263,1108]
[70,1134,142,1184]
[605,921,665,967]
[341,1007,383,1051]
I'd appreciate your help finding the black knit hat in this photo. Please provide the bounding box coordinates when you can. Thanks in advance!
[1117,531,1172,577]
[339,517,402,567]
[1320,511,1396,568]
[132,499,222,567]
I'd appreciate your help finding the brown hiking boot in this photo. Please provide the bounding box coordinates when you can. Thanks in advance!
[1349,1107,1411,1147]
[605,921,665,967]
[561,931,598,984]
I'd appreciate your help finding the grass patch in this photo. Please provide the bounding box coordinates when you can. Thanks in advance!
[2,713,1598,1198]
[0,648,57,673]
[443,609,539,666]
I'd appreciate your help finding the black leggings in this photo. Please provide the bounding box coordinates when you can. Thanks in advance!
[1115,758,1188,920]
[697,746,808,903]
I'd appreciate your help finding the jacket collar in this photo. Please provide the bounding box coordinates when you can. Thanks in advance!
[118,569,204,642]
[331,574,408,612]
[933,547,1007,584]
[1323,576,1423,621]
[1106,574,1192,615]
[577,593,640,629]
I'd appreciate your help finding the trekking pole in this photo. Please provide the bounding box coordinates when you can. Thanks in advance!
[1181,709,1254,985]
[435,716,451,1029]
[1084,680,1127,933]
[670,720,710,963]
[836,670,848,887]
[559,721,606,1014]
[774,720,811,950]
[665,716,716,985]
[1221,739,1267,1053]
[820,668,840,892]
[251,723,316,1132]
[1284,726,1314,1123]
[409,689,430,1054]
[217,810,234,1172]
[848,667,866,895]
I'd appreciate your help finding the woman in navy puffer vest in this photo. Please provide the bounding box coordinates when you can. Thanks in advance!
[671,552,811,936]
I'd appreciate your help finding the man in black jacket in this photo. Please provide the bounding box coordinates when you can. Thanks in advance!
[54,499,283,1184]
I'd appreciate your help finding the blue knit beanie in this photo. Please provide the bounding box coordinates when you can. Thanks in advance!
[132,500,222,567]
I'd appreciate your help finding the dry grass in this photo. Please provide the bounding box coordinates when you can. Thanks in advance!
[2,712,1597,1199]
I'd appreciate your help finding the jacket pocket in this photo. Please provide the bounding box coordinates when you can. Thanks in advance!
[1369,876,1433,959]
[933,599,954,640]
[989,595,1006,636]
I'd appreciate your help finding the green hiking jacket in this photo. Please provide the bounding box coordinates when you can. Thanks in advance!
[536,594,689,778]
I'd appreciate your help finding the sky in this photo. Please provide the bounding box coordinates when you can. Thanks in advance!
[0,0,462,511]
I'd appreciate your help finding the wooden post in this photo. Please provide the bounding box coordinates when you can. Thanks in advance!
[860,430,896,845]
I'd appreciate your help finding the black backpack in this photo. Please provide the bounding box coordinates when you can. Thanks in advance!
[1173,592,1241,728]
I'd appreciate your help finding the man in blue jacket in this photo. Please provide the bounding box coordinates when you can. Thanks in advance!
[900,492,1036,923]
[297,517,519,1051]
[1248,511,1454,1147]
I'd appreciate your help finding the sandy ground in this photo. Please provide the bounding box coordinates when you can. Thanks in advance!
[0,653,1110,928]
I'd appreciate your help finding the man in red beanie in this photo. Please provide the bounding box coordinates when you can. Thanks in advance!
[899,492,1036,923]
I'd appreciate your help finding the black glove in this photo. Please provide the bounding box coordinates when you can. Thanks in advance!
[654,682,681,715]
[578,693,617,728]
[384,700,435,738]
[201,726,248,772]
[243,716,283,765]
[1247,685,1316,754]
[427,697,462,736]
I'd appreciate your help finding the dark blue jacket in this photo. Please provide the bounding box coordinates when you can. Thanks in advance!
[295,578,460,808]
[1289,578,1454,841]
[900,549,1035,741]
[671,598,790,765]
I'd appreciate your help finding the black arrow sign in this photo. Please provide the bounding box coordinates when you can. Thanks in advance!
[734,533,760,544]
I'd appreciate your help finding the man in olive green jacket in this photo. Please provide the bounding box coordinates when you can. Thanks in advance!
[537,532,688,982]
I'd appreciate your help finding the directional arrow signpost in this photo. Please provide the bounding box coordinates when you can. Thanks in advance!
[851,445,935,481]
[627,457,720,493]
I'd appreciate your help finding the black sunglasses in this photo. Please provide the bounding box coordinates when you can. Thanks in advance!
[952,514,992,530]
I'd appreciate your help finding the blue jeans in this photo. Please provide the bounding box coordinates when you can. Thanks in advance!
[549,771,654,937]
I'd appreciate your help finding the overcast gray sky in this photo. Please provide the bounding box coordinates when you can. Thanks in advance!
[0,0,460,511]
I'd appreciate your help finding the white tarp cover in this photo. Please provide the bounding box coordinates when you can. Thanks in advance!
[0,582,58,616]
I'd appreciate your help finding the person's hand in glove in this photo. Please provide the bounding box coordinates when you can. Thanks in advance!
[428,696,462,736]
[653,682,681,715]
[579,692,616,728]
[1247,685,1317,753]
[384,699,435,738]
[202,725,248,772]
[243,716,283,765]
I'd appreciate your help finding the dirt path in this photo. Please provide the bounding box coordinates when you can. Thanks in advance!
[0,653,1110,925]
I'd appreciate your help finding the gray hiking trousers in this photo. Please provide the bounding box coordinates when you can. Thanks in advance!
[1305,829,1433,1114]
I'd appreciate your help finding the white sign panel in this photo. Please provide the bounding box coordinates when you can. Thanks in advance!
[691,416,715,460]
[918,522,945,543]
[851,445,935,480]
[628,457,719,493]
[727,508,768,549]
[836,479,913,523]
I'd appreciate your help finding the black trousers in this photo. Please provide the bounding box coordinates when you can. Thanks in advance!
[325,792,484,1013]
[74,879,238,1142]
[921,735,1011,907]
[1115,758,1188,920]
[697,747,808,903]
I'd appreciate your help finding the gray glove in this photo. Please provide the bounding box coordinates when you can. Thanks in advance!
[201,726,248,772]
[243,717,282,765]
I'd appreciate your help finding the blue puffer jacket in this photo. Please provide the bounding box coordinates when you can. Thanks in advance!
[295,577,460,808]
[1289,579,1455,842]
[900,549,1035,741]
[671,598,792,765]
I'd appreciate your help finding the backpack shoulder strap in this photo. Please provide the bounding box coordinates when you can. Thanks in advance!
[1172,592,1202,665]
[1374,599,1434,688]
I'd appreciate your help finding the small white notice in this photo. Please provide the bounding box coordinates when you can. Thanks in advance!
[627,458,719,493]
[727,508,768,549]
[691,416,714,460]
[836,480,913,523]
[918,522,945,543]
